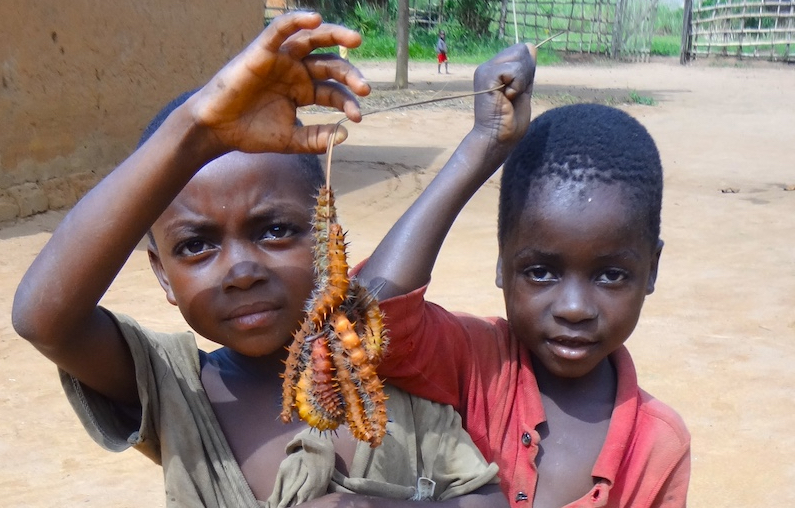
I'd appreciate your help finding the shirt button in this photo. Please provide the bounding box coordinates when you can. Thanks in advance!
[515,491,529,502]
[521,432,532,447]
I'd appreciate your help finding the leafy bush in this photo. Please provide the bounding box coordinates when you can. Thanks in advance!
[655,5,684,36]
[348,1,394,36]
[447,0,498,35]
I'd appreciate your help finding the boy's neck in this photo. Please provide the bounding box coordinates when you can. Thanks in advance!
[212,344,290,379]
[532,356,617,419]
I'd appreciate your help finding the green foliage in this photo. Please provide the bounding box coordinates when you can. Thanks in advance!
[297,0,358,24]
[654,5,684,36]
[629,91,656,106]
[651,35,681,56]
[447,0,498,36]
[347,2,394,36]
[651,5,683,56]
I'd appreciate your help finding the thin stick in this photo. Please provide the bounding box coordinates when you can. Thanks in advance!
[536,31,566,48]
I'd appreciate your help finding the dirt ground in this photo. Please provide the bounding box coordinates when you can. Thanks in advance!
[1,57,793,506]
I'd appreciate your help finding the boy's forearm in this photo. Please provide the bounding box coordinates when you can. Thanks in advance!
[358,127,507,300]
[12,101,221,346]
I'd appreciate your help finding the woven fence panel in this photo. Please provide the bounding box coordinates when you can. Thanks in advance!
[507,0,616,54]
[616,0,660,60]
[505,0,657,60]
[685,0,795,61]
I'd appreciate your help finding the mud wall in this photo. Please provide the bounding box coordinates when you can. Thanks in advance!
[0,0,262,222]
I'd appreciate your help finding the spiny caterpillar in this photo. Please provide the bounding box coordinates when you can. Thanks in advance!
[281,185,389,447]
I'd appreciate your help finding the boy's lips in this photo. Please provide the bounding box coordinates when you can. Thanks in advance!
[545,335,598,360]
[226,302,281,330]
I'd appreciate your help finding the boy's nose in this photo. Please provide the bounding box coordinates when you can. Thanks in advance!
[221,244,269,291]
[551,279,597,323]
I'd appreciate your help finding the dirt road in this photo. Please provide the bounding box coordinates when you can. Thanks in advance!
[1,57,793,506]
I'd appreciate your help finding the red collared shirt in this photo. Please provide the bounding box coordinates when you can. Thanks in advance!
[376,285,690,507]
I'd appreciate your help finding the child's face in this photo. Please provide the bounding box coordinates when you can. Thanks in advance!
[148,152,317,357]
[497,180,662,379]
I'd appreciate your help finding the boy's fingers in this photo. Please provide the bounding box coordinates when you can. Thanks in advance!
[500,58,536,101]
[290,123,349,153]
[282,23,363,60]
[314,81,363,123]
[304,54,372,98]
[259,11,323,53]
[479,44,534,101]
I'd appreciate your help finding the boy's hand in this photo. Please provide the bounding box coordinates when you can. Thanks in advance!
[190,11,371,155]
[472,43,536,147]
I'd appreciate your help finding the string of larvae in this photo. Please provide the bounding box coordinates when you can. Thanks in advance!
[279,176,388,446]
[279,36,562,446]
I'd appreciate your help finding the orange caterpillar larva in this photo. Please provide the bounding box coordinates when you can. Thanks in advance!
[347,282,388,362]
[331,313,388,447]
[306,336,344,423]
[295,366,340,431]
[313,186,336,223]
[329,342,379,446]
[309,223,350,325]
[362,298,387,362]
[280,320,313,423]
[311,186,336,279]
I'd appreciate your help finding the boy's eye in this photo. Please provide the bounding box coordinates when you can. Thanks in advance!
[597,269,628,284]
[261,224,298,241]
[176,239,214,257]
[524,266,557,282]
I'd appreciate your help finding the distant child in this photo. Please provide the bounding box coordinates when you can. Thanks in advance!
[436,30,449,74]
[11,11,535,507]
[358,103,691,507]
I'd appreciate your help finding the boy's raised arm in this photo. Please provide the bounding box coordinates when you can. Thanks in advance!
[357,43,535,299]
[11,12,370,406]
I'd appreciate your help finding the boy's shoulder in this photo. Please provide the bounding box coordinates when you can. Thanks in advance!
[636,388,690,445]
[108,309,198,357]
[612,347,690,450]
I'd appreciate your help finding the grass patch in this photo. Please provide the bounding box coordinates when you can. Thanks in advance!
[651,35,681,56]
[629,91,656,106]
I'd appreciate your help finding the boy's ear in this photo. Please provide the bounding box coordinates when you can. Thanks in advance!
[495,256,504,289]
[148,245,178,306]
[646,239,664,295]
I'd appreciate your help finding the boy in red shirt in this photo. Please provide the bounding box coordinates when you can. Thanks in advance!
[357,99,691,506]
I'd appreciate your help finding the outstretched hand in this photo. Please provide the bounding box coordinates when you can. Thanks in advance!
[472,43,536,147]
[189,11,371,155]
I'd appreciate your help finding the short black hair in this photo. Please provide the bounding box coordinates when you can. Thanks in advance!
[141,90,324,246]
[498,103,663,247]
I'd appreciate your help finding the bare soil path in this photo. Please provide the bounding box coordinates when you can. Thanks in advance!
[1,57,793,506]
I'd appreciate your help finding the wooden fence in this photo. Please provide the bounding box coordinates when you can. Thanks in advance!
[681,0,795,62]
[503,0,659,61]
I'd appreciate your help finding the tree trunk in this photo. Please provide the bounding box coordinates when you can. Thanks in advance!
[498,0,509,39]
[395,0,409,89]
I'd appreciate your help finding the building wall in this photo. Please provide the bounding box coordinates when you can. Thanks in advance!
[0,0,263,221]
